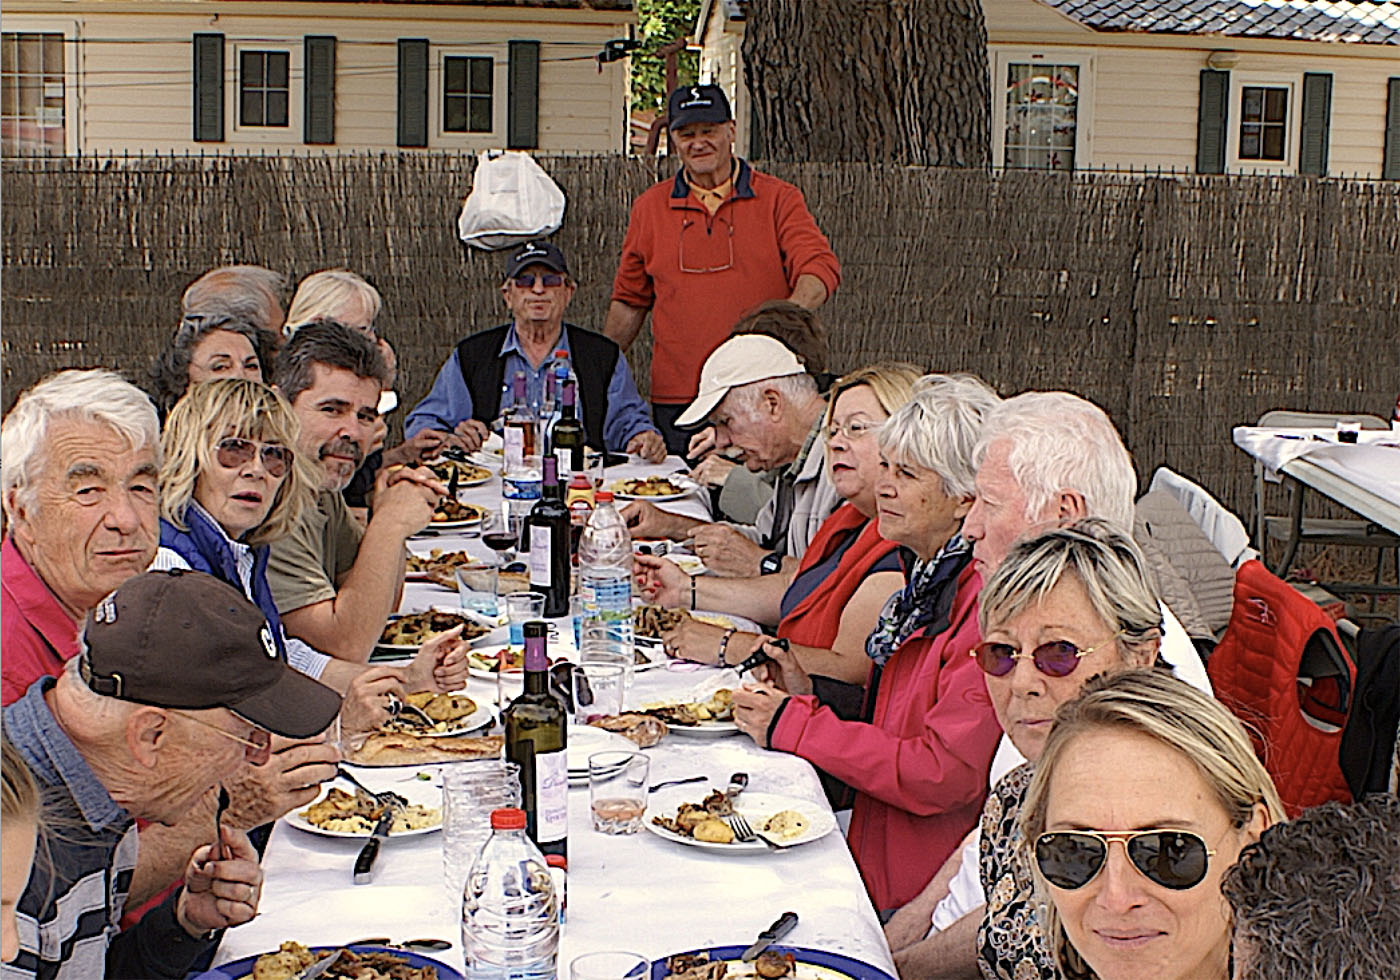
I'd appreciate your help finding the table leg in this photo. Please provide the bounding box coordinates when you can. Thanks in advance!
[1271,479,1306,578]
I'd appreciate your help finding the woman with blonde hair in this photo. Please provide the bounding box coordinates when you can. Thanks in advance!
[153,379,467,714]
[636,361,922,681]
[2,735,40,963]
[1021,669,1285,980]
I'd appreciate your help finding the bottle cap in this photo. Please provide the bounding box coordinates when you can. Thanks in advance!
[523,620,548,640]
[554,349,568,358]
[568,474,591,488]
[595,490,615,502]
[545,854,567,869]
[490,807,527,830]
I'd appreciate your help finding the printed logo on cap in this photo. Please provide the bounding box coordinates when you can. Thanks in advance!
[94,594,117,624]
[515,244,548,262]
[259,625,277,659]
[678,87,712,109]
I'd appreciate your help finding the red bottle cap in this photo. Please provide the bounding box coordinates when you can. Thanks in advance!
[545,855,568,870]
[595,490,615,502]
[490,807,527,830]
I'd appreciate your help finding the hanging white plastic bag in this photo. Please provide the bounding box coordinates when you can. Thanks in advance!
[457,150,566,251]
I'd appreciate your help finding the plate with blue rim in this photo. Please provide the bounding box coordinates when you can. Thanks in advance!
[650,945,894,980]
[196,944,463,979]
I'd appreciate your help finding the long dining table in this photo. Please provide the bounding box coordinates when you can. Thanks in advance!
[210,454,898,977]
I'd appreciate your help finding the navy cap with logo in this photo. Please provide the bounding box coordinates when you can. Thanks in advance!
[79,570,342,739]
[667,84,733,131]
[504,240,569,280]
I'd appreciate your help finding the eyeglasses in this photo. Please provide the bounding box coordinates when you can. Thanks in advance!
[1034,829,1216,891]
[512,272,566,289]
[825,418,883,442]
[170,709,273,765]
[972,630,1125,678]
[215,437,294,479]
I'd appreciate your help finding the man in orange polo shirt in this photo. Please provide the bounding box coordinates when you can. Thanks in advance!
[605,84,841,455]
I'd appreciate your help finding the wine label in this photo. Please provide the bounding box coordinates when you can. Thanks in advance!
[504,426,524,470]
[529,524,552,587]
[554,448,573,483]
[535,749,569,845]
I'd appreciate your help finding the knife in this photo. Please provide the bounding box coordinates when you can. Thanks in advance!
[353,807,395,884]
[741,911,799,961]
[723,772,748,803]
[293,949,344,980]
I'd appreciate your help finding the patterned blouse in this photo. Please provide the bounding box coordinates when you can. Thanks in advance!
[977,763,1061,980]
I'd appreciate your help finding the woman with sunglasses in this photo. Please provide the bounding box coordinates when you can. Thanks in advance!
[1021,669,1283,980]
[732,374,1004,913]
[153,379,468,722]
[950,520,1167,979]
[635,362,920,682]
[148,312,274,420]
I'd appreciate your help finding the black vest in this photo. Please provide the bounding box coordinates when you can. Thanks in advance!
[455,322,618,450]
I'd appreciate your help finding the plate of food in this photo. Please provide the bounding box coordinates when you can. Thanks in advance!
[343,731,504,768]
[283,784,443,840]
[632,606,761,645]
[423,499,486,530]
[426,457,492,487]
[376,609,491,656]
[197,941,463,980]
[608,475,696,502]
[645,789,836,852]
[638,689,738,736]
[382,692,493,737]
[466,642,570,681]
[404,548,475,583]
[652,947,894,980]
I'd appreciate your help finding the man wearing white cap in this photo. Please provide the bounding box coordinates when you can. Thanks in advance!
[622,334,839,577]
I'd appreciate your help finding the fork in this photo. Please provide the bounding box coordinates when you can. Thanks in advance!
[337,766,408,809]
[726,812,789,850]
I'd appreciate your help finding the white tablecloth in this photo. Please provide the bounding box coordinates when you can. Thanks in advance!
[1233,426,1400,533]
[212,454,897,976]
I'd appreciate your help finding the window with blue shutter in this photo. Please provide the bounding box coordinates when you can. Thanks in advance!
[193,33,224,142]
[1298,72,1332,176]
[1196,69,1229,174]
[304,36,335,145]
[507,40,539,149]
[397,38,429,148]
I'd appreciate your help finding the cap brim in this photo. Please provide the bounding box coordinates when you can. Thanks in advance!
[229,667,343,739]
[675,387,730,428]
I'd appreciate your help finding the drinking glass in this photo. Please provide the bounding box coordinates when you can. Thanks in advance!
[505,591,545,646]
[570,952,650,979]
[571,662,625,724]
[441,760,521,897]
[578,622,635,694]
[456,562,499,616]
[588,751,649,835]
[481,509,519,562]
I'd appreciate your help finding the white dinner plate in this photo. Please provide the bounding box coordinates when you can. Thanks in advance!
[643,790,836,852]
[608,477,698,502]
[382,700,494,738]
[282,782,443,840]
[466,641,572,682]
[566,724,637,783]
[376,608,492,656]
[425,457,493,487]
[653,717,739,737]
[690,610,762,633]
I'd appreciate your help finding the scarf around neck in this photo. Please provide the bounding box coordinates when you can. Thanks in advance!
[864,533,970,666]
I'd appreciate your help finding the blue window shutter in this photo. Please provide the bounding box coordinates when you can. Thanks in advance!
[397,38,429,148]
[1384,78,1400,181]
[508,40,540,149]
[304,36,336,145]
[193,33,224,142]
[1197,69,1229,175]
[1299,72,1332,176]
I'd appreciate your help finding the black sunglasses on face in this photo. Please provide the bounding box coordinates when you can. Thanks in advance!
[215,437,294,478]
[512,272,565,289]
[1035,829,1216,891]
[973,630,1125,678]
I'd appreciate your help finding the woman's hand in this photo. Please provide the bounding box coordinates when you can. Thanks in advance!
[732,680,790,748]
[752,639,813,696]
[633,554,689,607]
[408,624,469,692]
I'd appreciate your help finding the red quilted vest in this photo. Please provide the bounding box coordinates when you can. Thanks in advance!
[1207,560,1355,817]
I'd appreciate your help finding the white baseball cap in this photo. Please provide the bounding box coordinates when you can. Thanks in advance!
[675,335,806,428]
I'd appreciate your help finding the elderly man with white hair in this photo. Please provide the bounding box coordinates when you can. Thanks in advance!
[622,333,840,577]
[884,389,1211,978]
[2,369,161,705]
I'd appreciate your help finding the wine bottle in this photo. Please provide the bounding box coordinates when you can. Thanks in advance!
[550,379,586,480]
[526,455,571,617]
[503,373,542,502]
[503,621,568,859]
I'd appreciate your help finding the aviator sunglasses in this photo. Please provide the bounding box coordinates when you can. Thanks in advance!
[215,437,294,478]
[972,630,1125,678]
[1035,828,1217,891]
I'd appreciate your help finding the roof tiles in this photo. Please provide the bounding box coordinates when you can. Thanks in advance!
[1041,0,1400,44]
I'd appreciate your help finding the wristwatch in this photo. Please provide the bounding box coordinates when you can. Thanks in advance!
[759,551,784,575]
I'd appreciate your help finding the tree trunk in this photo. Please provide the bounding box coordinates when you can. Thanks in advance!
[741,0,990,168]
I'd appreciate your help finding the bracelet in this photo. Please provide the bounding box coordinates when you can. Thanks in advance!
[717,628,737,666]
[689,575,698,611]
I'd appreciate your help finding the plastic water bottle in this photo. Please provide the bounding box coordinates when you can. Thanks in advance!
[577,491,634,646]
[462,807,558,980]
